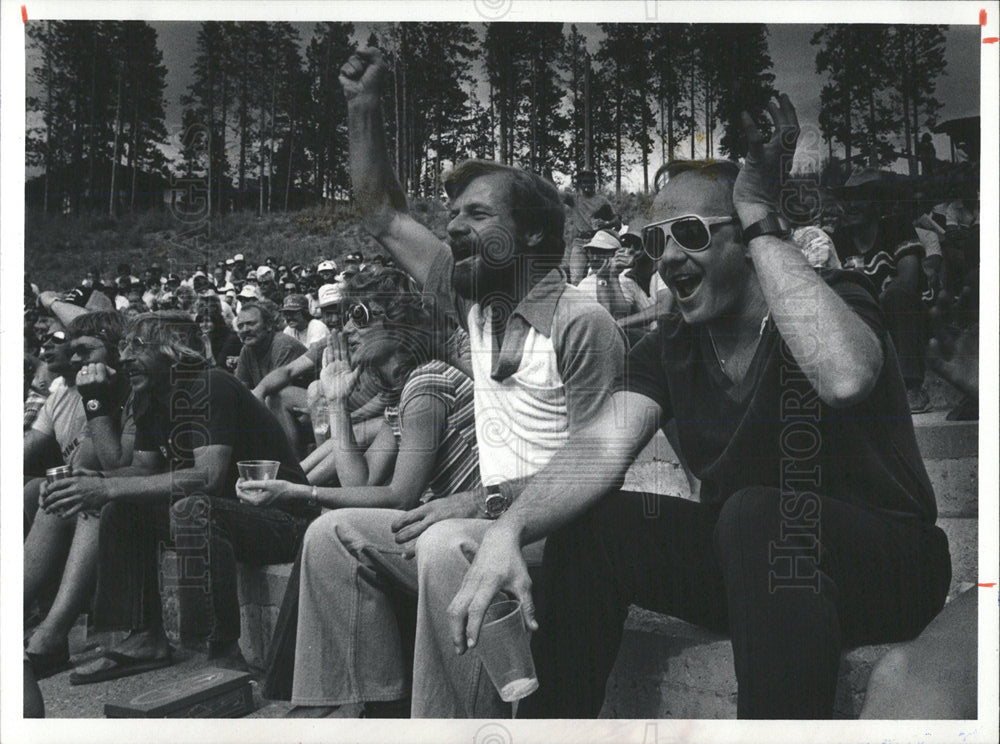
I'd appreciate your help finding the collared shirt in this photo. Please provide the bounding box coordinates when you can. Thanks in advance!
[423,249,625,485]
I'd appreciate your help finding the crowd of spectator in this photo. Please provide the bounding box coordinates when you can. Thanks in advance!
[22,46,979,721]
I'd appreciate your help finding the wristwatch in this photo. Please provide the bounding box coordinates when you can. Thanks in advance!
[481,483,511,519]
[742,213,789,243]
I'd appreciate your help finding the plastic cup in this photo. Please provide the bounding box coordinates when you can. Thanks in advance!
[473,599,539,703]
[236,460,280,481]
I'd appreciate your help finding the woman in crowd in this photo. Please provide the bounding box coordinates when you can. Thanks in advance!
[196,297,242,373]
[247,284,479,714]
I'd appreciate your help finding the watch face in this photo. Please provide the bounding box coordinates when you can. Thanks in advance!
[484,493,506,517]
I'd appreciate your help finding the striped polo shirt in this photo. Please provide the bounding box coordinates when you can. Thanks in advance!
[385,360,479,501]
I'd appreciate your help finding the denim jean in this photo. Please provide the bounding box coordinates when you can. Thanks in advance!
[289,509,545,717]
[93,496,309,643]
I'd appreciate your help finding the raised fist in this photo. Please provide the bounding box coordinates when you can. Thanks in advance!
[339,47,386,103]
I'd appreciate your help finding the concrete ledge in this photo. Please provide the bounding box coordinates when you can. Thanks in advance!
[603,609,899,719]
[913,411,978,460]
[938,517,978,586]
[928,458,979,517]
[237,564,293,670]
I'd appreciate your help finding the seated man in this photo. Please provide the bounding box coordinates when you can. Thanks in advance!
[575,230,648,322]
[282,293,329,348]
[834,168,933,413]
[25,312,132,679]
[328,48,624,718]
[448,96,952,720]
[44,311,320,683]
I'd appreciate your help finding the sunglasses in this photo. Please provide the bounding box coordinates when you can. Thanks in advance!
[346,301,386,328]
[641,215,737,259]
[118,336,150,354]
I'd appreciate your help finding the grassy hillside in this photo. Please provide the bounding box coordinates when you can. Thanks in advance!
[25,192,653,291]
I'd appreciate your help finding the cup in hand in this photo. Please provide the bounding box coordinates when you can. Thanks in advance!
[473,599,539,703]
[236,460,280,482]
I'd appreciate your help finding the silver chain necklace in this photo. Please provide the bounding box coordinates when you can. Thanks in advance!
[708,312,770,369]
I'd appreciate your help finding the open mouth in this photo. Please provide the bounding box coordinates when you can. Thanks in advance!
[449,240,476,263]
[670,272,703,301]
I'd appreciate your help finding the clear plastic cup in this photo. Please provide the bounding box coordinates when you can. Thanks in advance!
[236,460,280,481]
[474,599,539,702]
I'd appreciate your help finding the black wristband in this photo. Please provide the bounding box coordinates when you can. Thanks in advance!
[81,393,113,420]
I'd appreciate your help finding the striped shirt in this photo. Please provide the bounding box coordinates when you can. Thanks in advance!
[385,360,479,502]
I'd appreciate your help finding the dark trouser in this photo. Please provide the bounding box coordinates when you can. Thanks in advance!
[519,488,951,719]
[880,282,929,388]
[93,496,309,644]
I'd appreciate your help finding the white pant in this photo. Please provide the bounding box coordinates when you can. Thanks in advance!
[291,508,544,717]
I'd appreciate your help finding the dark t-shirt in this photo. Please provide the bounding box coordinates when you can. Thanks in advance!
[833,214,929,301]
[212,331,242,373]
[134,367,318,520]
[624,269,936,522]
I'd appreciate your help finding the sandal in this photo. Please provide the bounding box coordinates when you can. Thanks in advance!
[69,650,173,686]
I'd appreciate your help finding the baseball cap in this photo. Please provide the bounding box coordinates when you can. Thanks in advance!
[317,283,344,308]
[583,230,623,252]
[281,293,310,313]
[225,258,235,266]
[317,260,337,273]
[238,284,260,299]
[233,253,245,262]
[256,265,274,280]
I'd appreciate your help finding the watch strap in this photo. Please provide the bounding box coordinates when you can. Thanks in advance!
[742,213,788,243]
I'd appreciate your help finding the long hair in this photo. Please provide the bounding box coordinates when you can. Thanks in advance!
[127,311,209,368]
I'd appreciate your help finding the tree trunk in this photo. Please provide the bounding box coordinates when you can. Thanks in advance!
[866,85,877,167]
[615,64,622,196]
[86,51,97,213]
[42,21,53,215]
[219,55,229,215]
[689,56,696,159]
[109,58,124,216]
[129,99,139,212]
[268,65,277,214]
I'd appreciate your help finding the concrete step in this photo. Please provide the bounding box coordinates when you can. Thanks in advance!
[912,410,978,460]
[601,604,959,719]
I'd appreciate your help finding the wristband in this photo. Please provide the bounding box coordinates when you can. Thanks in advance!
[307,485,319,508]
[81,392,114,420]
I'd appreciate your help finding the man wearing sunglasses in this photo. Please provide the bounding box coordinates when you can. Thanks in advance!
[340,49,624,718]
[449,95,950,720]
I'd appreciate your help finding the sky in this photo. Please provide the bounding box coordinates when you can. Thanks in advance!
[29,21,982,190]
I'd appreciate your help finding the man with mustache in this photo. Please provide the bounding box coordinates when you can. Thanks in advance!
[448,95,951,719]
[277,48,624,719]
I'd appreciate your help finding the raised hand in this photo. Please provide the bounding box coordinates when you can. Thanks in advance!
[733,93,800,224]
[76,362,116,398]
[320,330,362,403]
[339,47,386,104]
